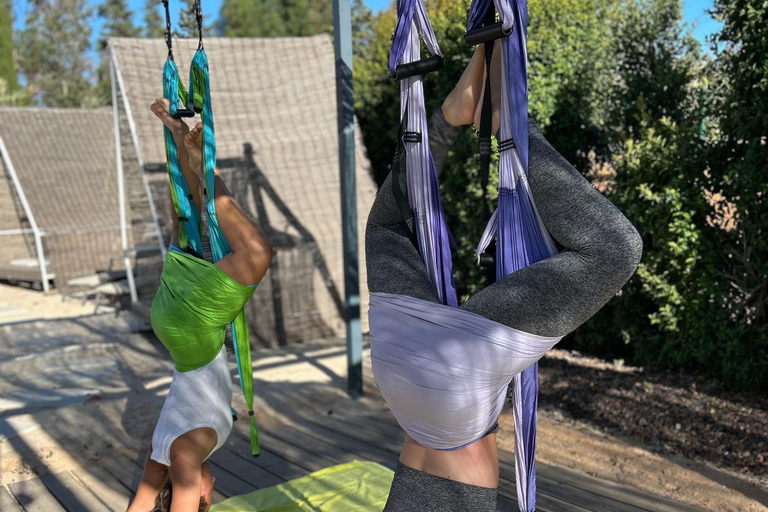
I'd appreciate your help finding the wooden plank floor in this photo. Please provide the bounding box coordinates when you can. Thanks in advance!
[1,405,706,512]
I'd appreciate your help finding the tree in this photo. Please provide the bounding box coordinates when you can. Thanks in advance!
[143,0,166,39]
[220,0,279,37]
[0,0,18,91]
[527,0,626,171]
[609,0,701,141]
[17,0,95,107]
[577,0,768,391]
[705,0,768,387]
[0,78,31,105]
[219,0,332,37]
[175,0,199,39]
[93,0,140,105]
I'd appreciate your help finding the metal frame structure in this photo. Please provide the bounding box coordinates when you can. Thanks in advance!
[333,0,363,398]
[0,136,51,292]
[110,49,168,304]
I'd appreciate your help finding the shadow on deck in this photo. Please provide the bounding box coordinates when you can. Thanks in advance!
[0,315,713,512]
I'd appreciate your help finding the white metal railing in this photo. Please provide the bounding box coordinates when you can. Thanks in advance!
[111,50,166,303]
[0,137,51,292]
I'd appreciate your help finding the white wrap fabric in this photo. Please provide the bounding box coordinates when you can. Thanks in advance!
[369,292,562,450]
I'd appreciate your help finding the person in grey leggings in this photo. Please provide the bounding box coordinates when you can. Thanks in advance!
[366,46,643,511]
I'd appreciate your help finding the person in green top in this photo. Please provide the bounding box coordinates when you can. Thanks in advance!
[127,98,272,512]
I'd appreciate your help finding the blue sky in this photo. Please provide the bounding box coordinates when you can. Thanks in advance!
[12,0,722,51]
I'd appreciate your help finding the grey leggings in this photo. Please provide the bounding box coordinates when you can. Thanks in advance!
[368,110,643,510]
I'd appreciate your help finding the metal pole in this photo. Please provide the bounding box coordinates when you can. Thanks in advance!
[0,137,50,292]
[112,50,167,261]
[111,51,139,303]
[333,0,363,398]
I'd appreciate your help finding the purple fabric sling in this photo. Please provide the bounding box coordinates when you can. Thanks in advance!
[471,1,557,510]
[389,0,457,307]
[374,1,558,510]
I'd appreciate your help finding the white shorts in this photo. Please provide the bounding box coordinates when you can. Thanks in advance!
[151,345,233,466]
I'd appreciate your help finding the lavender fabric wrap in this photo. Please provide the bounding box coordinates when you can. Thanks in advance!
[470,1,551,510]
[369,292,561,451]
[389,0,456,307]
[373,2,558,510]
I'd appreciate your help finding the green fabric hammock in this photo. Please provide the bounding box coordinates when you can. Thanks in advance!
[154,31,260,454]
[209,461,394,512]
[151,250,255,372]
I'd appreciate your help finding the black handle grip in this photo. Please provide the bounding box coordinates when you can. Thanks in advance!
[464,22,513,46]
[172,108,196,119]
[392,55,444,81]
[479,253,495,268]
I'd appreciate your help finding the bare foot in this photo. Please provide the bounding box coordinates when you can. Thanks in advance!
[441,45,487,127]
[183,122,204,176]
[150,98,189,138]
[473,40,502,136]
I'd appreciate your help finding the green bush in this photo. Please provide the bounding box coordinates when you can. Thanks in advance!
[576,0,768,391]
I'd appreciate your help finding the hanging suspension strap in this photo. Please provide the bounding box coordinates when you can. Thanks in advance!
[475,6,500,282]
[158,0,259,457]
[469,1,558,510]
[369,2,563,498]
[389,0,456,307]
[194,0,204,50]
[162,0,195,119]
[162,0,202,256]
[186,6,260,456]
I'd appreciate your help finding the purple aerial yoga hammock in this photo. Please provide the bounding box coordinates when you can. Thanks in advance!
[470,1,557,511]
[388,0,457,308]
[372,1,557,511]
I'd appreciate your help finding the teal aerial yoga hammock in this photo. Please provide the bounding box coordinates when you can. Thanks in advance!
[151,0,260,456]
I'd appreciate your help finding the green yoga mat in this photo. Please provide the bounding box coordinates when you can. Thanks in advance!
[210,461,394,512]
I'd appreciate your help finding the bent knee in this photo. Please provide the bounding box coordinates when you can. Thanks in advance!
[594,219,643,285]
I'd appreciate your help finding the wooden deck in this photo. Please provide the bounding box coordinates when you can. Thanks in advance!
[0,309,709,512]
[1,400,705,512]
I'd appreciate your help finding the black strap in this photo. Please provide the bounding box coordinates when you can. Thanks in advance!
[391,104,419,249]
[162,0,173,61]
[498,137,516,152]
[478,6,498,283]
[478,5,496,222]
[194,0,204,50]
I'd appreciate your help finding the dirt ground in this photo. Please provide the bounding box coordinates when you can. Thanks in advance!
[495,349,768,512]
[0,283,765,512]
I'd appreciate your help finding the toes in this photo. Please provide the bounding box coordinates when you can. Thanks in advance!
[186,123,203,138]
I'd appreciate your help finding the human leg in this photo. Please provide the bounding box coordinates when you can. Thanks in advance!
[182,123,272,287]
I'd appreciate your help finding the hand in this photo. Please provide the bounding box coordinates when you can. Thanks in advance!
[150,98,189,138]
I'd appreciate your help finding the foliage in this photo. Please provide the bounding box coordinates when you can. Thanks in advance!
[17,0,95,107]
[577,0,768,391]
[527,0,625,171]
[219,0,332,37]
[93,0,140,105]
[175,0,199,39]
[609,0,701,141]
[706,0,768,388]
[0,0,18,91]
[0,77,31,105]
[143,0,166,39]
